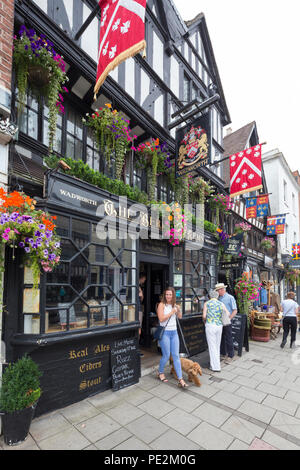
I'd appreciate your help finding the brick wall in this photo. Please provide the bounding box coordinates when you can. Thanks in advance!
[0,0,14,92]
[0,1,14,402]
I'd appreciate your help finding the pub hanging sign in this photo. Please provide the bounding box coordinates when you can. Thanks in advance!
[175,113,211,177]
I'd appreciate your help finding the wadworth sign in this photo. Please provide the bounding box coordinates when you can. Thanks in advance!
[175,113,212,177]
[45,173,205,247]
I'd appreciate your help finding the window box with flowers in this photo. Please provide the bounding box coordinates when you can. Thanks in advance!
[0,188,61,289]
[13,25,69,154]
[83,104,136,180]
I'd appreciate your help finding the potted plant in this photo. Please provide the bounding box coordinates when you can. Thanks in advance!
[135,138,169,201]
[83,104,136,180]
[13,25,69,154]
[0,356,42,446]
[0,188,61,288]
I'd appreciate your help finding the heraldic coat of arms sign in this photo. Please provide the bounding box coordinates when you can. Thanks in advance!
[175,113,211,177]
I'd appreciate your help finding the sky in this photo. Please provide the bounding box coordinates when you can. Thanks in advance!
[173,0,300,171]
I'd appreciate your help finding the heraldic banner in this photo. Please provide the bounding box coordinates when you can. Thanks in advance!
[175,113,211,177]
[229,144,263,197]
[245,194,269,219]
[94,0,147,96]
[292,243,300,260]
[266,214,286,235]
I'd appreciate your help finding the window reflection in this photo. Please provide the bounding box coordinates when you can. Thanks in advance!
[66,106,83,160]
[173,245,216,316]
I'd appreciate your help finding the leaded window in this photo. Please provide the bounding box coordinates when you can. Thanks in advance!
[44,214,137,334]
[173,245,217,315]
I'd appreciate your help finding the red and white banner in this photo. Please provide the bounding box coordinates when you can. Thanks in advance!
[229,144,263,197]
[94,0,147,96]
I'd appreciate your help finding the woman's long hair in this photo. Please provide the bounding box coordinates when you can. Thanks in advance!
[162,287,176,307]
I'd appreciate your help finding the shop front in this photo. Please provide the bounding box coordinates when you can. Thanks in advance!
[3,172,219,415]
[3,172,143,415]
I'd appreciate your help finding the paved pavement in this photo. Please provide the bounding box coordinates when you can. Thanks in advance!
[1,334,300,451]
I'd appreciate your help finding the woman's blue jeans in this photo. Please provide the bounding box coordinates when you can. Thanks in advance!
[159,329,182,380]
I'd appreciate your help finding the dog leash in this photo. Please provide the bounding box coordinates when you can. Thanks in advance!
[176,317,190,357]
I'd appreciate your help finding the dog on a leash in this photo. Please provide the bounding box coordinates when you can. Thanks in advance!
[170,357,202,387]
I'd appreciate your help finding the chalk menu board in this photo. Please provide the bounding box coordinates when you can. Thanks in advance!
[231,314,249,356]
[111,337,140,392]
[178,315,207,356]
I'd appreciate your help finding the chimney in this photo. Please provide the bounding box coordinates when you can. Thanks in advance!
[226,127,232,136]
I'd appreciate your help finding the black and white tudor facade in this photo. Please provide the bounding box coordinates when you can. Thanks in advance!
[4,0,266,415]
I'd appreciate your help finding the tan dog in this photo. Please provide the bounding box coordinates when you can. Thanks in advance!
[170,357,202,387]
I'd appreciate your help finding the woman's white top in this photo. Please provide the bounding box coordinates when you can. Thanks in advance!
[159,304,177,331]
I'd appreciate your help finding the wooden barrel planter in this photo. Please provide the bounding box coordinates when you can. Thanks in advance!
[251,317,272,342]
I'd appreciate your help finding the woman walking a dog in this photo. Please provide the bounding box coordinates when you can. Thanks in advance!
[156,287,188,388]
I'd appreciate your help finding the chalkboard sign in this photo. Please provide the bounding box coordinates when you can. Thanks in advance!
[178,315,207,357]
[111,337,140,392]
[231,314,249,356]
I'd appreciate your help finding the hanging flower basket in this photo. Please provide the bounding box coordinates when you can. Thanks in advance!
[27,64,50,88]
[160,201,188,246]
[285,269,300,286]
[189,177,214,204]
[0,188,61,288]
[234,274,261,317]
[234,222,252,234]
[13,25,69,154]
[260,237,275,251]
[83,104,136,180]
[135,139,169,201]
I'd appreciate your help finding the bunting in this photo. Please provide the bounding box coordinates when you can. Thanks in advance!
[94,0,147,97]
[245,194,269,219]
[266,214,286,235]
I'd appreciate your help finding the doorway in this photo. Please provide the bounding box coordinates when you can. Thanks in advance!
[139,262,170,351]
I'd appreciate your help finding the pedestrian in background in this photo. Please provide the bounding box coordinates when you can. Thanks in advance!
[215,283,237,364]
[156,287,188,388]
[203,290,231,372]
[280,292,299,349]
